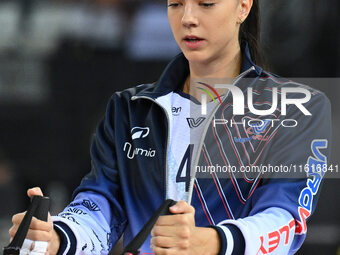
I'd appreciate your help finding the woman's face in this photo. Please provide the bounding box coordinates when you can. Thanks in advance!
[168,0,249,65]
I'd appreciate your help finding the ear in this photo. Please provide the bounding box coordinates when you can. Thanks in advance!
[238,0,253,24]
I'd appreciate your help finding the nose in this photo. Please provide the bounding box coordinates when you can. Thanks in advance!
[181,4,199,28]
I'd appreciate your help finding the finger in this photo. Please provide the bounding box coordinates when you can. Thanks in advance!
[9,226,15,239]
[47,213,52,223]
[9,225,51,241]
[11,212,25,224]
[27,187,44,197]
[169,200,195,214]
[151,246,177,255]
[30,217,53,231]
[151,236,189,249]
[155,214,191,226]
[12,215,53,232]
[151,225,189,239]
[150,236,175,248]
[8,225,52,241]
[151,225,177,237]
[9,224,53,241]
[25,229,52,242]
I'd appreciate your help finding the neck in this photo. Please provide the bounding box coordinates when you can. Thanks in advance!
[183,44,242,102]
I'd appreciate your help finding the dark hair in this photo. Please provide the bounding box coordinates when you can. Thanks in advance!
[239,0,262,66]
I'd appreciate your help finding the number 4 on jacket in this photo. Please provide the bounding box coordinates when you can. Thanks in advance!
[176,144,194,192]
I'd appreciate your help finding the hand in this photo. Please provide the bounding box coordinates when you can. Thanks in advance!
[150,200,220,255]
[9,187,61,255]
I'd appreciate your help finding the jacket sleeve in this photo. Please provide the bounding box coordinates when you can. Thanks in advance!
[52,96,128,254]
[213,90,332,255]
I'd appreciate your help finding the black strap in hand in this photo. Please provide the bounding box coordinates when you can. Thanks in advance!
[122,199,177,255]
[3,196,50,255]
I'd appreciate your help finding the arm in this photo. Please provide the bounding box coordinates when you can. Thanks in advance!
[52,95,127,254]
[52,191,115,254]
[10,95,125,255]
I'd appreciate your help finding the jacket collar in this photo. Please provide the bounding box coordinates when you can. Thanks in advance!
[136,41,262,98]
[240,40,262,75]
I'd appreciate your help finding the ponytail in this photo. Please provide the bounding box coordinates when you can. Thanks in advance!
[239,0,262,66]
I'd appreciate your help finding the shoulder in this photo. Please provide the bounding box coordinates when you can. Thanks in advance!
[244,68,331,122]
[255,70,330,106]
[100,83,157,121]
[112,83,156,100]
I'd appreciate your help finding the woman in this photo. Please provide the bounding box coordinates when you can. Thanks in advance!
[10,0,331,254]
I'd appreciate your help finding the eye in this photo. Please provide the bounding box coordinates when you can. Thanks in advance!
[199,2,215,8]
[168,2,181,8]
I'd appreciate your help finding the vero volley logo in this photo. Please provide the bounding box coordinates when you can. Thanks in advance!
[197,82,223,115]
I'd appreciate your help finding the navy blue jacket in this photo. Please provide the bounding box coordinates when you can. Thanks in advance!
[53,45,331,255]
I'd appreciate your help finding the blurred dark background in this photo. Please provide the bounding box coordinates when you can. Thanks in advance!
[0,0,339,254]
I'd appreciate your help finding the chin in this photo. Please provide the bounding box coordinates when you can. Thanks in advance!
[182,50,210,65]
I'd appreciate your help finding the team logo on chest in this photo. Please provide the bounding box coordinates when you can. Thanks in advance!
[124,126,156,159]
[187,117,206,128]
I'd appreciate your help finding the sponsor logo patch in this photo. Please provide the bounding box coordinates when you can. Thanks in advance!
[187,117,206,128]
[172,106,182,116]
[131,127,150,140]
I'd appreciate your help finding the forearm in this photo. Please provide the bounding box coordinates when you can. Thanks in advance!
[51,191,123,255]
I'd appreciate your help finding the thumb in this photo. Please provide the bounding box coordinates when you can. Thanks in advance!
[27,187,44,198]
[169,200,194,214]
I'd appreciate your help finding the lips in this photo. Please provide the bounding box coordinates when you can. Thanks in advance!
[184,35,204,42]
[183,35,205,49]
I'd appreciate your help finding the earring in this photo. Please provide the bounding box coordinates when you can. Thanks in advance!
[237,18,244,24]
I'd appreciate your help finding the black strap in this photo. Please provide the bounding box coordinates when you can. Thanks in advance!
[122,199,177,255]
[3,196,50,255]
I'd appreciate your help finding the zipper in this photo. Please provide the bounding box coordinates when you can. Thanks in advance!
[188,66,256,204]
[131,95,171,201]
